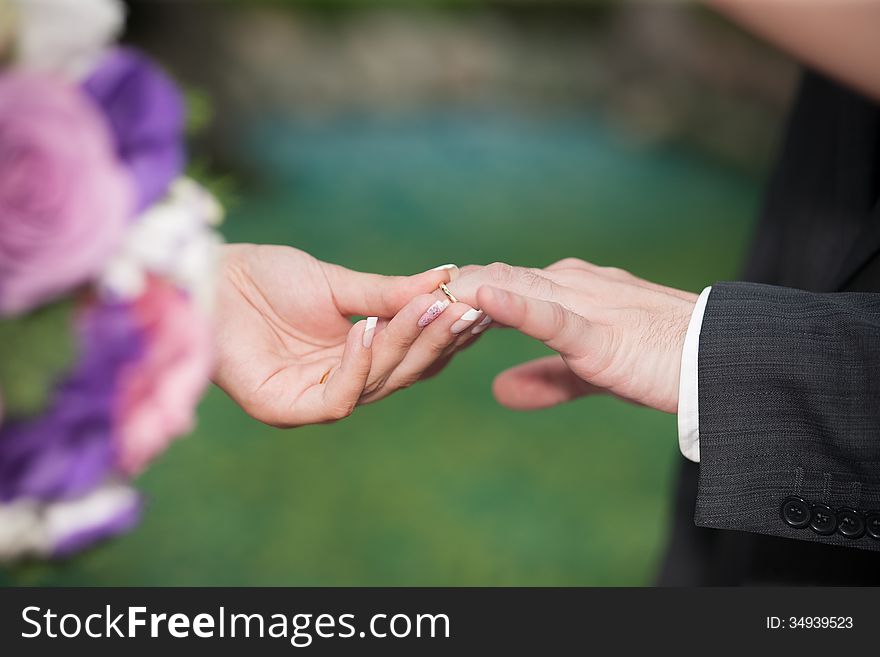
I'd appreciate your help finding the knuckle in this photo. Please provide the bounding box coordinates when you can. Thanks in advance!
[413,293,439,308]
[600,266,632,280]
[390,373,420,390]
[522,269,555,297]
[486,261,514,283]
[550,257,586,270]
[361,376,385,397]
[519,268,540,286]
[426,336,452,358]
[387,330,414,351]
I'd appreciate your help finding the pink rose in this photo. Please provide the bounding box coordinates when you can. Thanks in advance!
[116,278,212,475]
[0,72,132,316]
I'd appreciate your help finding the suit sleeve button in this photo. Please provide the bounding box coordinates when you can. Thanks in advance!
[865,511,880,540]
[781,496,811,528]
[809,504,837,535]
[836,508,866,539]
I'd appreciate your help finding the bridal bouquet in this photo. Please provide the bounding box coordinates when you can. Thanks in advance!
[0,0,223,561]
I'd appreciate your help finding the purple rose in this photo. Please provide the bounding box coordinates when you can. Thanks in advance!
[83,47,185,212]
[0,72,133,316]
[0,300,144,502]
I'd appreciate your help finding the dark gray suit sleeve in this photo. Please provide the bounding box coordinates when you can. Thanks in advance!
[695,282,880,550]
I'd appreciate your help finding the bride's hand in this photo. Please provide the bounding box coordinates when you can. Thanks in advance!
[356,265,492,404]
[212,244,457,427]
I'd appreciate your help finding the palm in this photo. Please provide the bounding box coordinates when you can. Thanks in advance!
[213,244,355,426]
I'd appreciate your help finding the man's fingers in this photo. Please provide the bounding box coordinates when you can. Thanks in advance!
[544,258,699,303]
[445,262,563,309]
[323,263,456,317]
[476,285,596,359]
[493,356,602,410]
[545,257,594,272]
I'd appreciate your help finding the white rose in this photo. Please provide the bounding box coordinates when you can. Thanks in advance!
[43,482,140,553]
[0,483,141,562]
[0,499,50,562]
[100,177,225,312]
[12,0,125,79]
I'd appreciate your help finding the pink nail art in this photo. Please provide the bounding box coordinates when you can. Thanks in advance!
[417,300,449,328]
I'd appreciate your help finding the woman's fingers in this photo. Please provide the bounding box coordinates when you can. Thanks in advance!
[361,281,488,401]
[313,319,374,422]
[380,300,473,394]
[476,285,598,360]
[450,307,483,337]
[280,320,373,426]
[354,268,502,403]
[493,355,602,410]
[363,293,440,394]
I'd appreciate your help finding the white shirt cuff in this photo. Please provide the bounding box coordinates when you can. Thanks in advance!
[677,286,712,463]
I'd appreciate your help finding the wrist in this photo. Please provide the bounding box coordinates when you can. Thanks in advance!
[660,298,697,414]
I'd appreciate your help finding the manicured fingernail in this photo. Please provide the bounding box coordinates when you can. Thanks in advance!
[363,316,378,348]
[417,299,449,328]
[431,264,458,271]
[450,307,481,334]
[471,314,492,335]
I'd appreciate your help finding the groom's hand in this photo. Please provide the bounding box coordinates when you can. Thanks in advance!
[446,259,697,413]
[212,244,457,427]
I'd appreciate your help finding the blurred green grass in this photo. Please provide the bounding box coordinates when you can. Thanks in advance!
[2,110,756,586]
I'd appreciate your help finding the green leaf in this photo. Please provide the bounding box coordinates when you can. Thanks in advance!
[184,87,213,137]
[0,299,77,420]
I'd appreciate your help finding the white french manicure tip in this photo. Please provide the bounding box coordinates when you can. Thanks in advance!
[363,316,378,348]
[431,264,458,271]
[450,308,482,334]
[471,315,492,335]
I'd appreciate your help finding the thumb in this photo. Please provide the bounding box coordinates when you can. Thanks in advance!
[323,263,457,317]
[476,285,596,359]
[493,355,602,410]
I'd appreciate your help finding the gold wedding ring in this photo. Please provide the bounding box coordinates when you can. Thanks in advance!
[439,283,458,304]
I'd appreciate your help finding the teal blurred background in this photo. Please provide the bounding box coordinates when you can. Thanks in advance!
[2,1,796,585]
